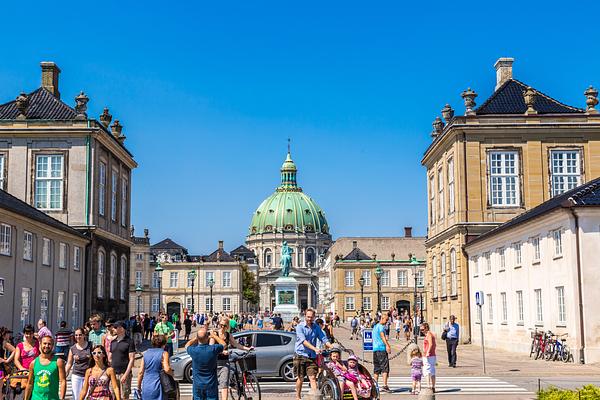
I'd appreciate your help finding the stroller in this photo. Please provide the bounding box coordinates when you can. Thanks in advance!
[317,350,379,400]
[3,370,29,400]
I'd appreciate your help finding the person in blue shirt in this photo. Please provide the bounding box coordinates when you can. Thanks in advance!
[443,315,460,367]
[185,327,226,400]
[372,312,392,392]
[294,309,333,400]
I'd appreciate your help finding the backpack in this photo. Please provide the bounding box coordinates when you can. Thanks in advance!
[351,318,358,328]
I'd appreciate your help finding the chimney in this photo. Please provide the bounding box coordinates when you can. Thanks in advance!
[352,240,358,249]
[40,62,61,98]
[404,226,413,238]
[218,240,224,250]
[494,57,514,90]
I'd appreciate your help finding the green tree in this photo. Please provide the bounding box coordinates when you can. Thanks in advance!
[241,263,259,305]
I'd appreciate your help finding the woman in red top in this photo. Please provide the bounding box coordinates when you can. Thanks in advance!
[14,325,40,371]
[420,322,436,393]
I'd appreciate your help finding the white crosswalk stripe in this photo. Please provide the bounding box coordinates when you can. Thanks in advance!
[66,376,534,397]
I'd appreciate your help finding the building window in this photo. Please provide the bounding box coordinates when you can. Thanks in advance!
[514,242,522,266]
[205,271,215,287]
[185,297,192,311]
[306,247,315,267]
[222,271,232,288]
[556,286,566,325]
[535,289,543,324]
[59,243,67,269]
[450,249,457,296]
[381,270,390,287]
[498,248,506,271]
[474,256,480,276]
[0,278,4,296]
[397,270,407,286]
[135,271,143,287]
[484,252,491,273]
[417,294,425,312]
[551,150,581,196]
[72,293,80,328]
[152,271,160,289]
[432,256,438,298]
[135,253,143,261]
[0,155,5,190]
[516,291,524,325]
[42,238,51,266]
[532,237,541,262]
[361,270,371,286]
[0,224,11,256]
[264,249,272,267]
[186,273,194,288]
[97,251,105,298]
[23,231,33,261]
[222,297,231,312]
[121,177,128,226]
[363,297,372,311]
[57,291,65,326]
[345,297,355,311]
[438,167,444,219]
[440,254,447,297]
[99,162,106,216]
[448,157,455,213]
[489,151,520,207]
[345,271,354,287]
[553,230,563,257]
[110,254,117,299]
[429,175,435,224]
[205,297,213,312]
[152,297,160,312]
[40,290,49,322]
[487,294,493,322]
[21,288,31,328]
[501,292,507,323]
[416,270,424,287]
[169,272,178,288]
[120,256,126,300]
[73,246,81,271]
[35,154,64,210]
[138,297,145,313]
[382,296,390,311]
[111,170,118,222]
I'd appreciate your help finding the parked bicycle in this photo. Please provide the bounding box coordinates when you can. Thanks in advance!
[528,329,572,363]
[228,349,261,400]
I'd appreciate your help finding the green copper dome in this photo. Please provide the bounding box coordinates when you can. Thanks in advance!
[249,152,329,235]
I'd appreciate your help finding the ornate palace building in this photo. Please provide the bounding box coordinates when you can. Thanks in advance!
[422,57,600,342]
[246,151,332,311]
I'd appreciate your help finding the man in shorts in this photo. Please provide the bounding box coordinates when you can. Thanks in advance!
[294,308,333,400]
[372,312,391,392]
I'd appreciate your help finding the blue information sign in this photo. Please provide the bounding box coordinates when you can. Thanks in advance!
[362,328,373,352]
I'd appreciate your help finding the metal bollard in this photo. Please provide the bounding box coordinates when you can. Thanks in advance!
[303,388,322,400]
[418,388,435,400]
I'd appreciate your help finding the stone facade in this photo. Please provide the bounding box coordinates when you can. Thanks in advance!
[422,57,600,341]
[129,229,155,316]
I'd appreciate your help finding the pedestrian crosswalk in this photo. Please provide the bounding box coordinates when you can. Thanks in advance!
[66,376,533,398]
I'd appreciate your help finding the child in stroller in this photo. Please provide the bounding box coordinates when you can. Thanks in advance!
[326,347,359,400]
[321,348,376,400]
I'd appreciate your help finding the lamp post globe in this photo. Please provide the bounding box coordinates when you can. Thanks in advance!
[358,276,365,314]
[208,278,215,314]
[155,261,164,315]
[188,269,197,314]
[375,264,383,313]
[135,284,143,317]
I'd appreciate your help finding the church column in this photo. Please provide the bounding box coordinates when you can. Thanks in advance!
[307,282,312,309]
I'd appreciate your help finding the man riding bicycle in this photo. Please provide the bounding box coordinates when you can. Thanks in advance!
[294,308,333,400]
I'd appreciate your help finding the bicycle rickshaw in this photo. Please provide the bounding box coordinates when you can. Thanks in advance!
[317,350,380,400]
[2,370,29,400]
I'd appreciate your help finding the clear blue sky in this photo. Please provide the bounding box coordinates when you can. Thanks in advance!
[1,1,598,254]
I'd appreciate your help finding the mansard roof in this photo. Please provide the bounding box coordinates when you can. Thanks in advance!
[0,88,78,120]
[204,248,236,262]
[151,238,188,251]
[476,79,584,115]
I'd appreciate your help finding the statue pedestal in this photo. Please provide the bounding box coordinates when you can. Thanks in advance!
[273,276,300,322]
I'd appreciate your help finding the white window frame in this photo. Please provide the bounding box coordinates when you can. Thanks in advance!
[498,247,506,271]
[516,291,524,325]
[110,254,117,299]
[42,238,51,266]
[185,296,192,311]
[345,271,354,287]
[35,154,64,210]
[0,277,4,296]
[381,296,390,310]
[151,297,160,312]
[222,297,231,312]
[514,242,522,267]
[440,253,447,297]
[474,256,480,276]
[23,231,33,261]
[40,289,49,322]
[73,246,81,271]
[135,271,143,287]
[550,150,581,196]
[450,249,457,296]
[489,150,520,207]
[205,271,215,287]
[532,237,541,262]
[222,271,232,288]
[0,224,11,256]
[71,293,79,328]
[152,271,160,289]
[535,289,543,324]
[136,253,144,261]
[21,288,31,328]
[57,291,65,326]
[397,270,407,286]
[432,256,438,298]
[363,296,372,311]
[169,272,178,288]
[485,252,491,273]
[361,270,371,286]
[381,270,390,287]
[99,162,106,216]
[438,166,444,219]
[416,270,424,287]
[121,177,128,226]
[553,229,563,257]
[0,155,5,190]
[120,256,126,300]
[556,286,566,325]
[345,296,355,311]
[97,251,105,298]
[111,170,118,222]
[429,174,436,224]
[59,242,67,269]
[448,157,455,213]
[501,292,507,323]
[205,297,213,312]
[487,294,493,322]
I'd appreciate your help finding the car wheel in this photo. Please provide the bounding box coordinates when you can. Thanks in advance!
[281,360,296,382]
[184,362,193,383]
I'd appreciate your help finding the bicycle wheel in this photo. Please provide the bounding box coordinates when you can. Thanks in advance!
[534,343,543,360]
[321,378,341,400]
[242,372,261,400]
[529,338,537,358]
[544,342,555,361]
[228,374,242,400]
[561,345,571,363]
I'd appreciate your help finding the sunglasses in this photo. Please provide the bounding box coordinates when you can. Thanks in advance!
[92,351,104,356]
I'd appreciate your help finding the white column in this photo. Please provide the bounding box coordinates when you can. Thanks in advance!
[307,282,312,309]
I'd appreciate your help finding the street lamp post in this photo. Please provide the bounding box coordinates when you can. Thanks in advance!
[358,276,365,314]
[155,261,164,315]
[188,268,197,314]
[410,255,420,343]
[135,284,143,316]
[208,278,215,314]
[375,264,383,314]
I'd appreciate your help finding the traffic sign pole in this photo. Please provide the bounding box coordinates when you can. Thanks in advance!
[362,328,373,363]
